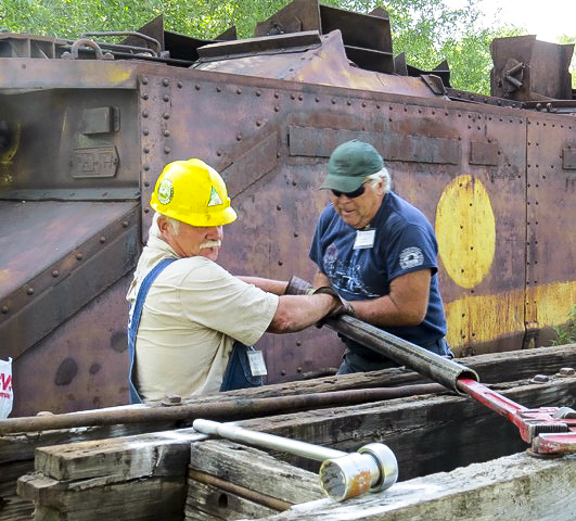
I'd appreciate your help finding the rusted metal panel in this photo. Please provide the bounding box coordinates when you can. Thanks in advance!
[0,88,140,199]
[490,36,574,101]
[469,141,500,166]
[11,275,132,416]
[0,201,140,361]
[289,126,461,165]
[525,116,576,346]
[563,148,576,170]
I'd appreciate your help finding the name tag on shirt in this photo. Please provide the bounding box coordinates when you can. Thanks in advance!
[247,348,268,377]
[354,229,375,250]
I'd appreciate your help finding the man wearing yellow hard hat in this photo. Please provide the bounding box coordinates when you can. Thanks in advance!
[126,159,347,403]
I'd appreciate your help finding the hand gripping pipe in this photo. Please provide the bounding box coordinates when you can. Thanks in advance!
[192,419,398,502]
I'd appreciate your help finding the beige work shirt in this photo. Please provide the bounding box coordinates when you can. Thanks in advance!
[126,230,279,402]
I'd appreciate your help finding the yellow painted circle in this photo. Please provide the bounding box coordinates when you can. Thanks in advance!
[435,175,496,289]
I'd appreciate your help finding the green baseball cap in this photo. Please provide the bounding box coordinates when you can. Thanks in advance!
[321,140,384,192]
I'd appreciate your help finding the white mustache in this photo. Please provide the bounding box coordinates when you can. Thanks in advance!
[199,240,222,249]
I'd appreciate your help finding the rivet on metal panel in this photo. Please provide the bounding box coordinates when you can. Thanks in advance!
[144,181,150,187]
[143,146,150,154]
[144,164,150,171]
[142,110,149,118]
[236,88,242,95]
[164,147,171,154]
[163,113,170,120]
[76,253,83,261]
[1,306,8,314]
[163,95,170,102]
[274,106,279,112]
[290,94,296,100]
[195,84,200,91]
[347,100,352,106]
[122,221,129,228]
[296,341,302,347]
[177,81,183,89]
[281,369,286,376]
[315,97,320,102]
[278,261,283,266]
[164,130,170,137]
[362,102,366,108]
[163,78,169,87]
[52,270,59,278]
[216,151,222,157]
[142,93,149,100]
[294,232,298,238]
[216,86,221,93]
[376,104,381,109]
[26,287,34,295]
[331,99,336,105]
[256,121,262,127]
[236,134,242,142]
[143,128,149,136]
[142,77,149,85]
[298,95,303,101]
[99,236,106,244]
[297,367,302,372]
[274,92,279,99]
[144,208,150,214]
[256,90,261,97]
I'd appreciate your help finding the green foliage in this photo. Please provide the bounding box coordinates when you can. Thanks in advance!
[0,0,539,94]
[551,305,576,346]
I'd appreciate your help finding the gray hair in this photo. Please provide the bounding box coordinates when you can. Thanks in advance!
[366,167,391,193]
[153,212,180,234]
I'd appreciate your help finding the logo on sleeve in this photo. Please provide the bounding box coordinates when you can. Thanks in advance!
[399,247,424,269]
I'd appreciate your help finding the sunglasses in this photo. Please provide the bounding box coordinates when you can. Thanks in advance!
[331,184,366,199]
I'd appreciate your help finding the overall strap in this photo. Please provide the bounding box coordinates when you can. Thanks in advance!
[127,258,176,404]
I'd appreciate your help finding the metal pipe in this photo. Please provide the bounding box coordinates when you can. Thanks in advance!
[0,383,445,434]
[326,314,479,395]
[193,419,347,461]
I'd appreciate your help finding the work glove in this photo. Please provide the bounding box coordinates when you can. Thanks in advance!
[284,276,355,326]
[284,275,314,295]
[313,286,356,327]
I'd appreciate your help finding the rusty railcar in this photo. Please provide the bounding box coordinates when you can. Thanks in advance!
[0,0,575,416]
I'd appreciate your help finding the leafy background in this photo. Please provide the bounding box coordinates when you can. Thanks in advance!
[1,0,574,94]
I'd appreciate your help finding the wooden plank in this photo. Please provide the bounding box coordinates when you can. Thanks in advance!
[17,473,186,521]
[189,439,323,505]
[263,452,576,520]
[34,428,205,481]
[0,460,35,521]
[240,379,576,480]
[185,479,278,520]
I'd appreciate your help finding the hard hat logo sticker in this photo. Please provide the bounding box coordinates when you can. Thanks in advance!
[207,186,223,207]
[157,179,174,205]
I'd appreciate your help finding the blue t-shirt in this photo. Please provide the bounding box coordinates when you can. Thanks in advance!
[309,191,447,358]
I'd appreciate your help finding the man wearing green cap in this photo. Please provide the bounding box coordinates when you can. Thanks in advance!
[309,140,451,373]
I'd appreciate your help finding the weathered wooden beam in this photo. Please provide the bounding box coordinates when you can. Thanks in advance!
[240,378,576,480]
[17,473,186,521]
[189,440,322,505]
[263,452,576,520]
[186,440,323,520]
[34,428,205,482]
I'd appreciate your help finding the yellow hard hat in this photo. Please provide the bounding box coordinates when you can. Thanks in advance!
[150,159,237,227]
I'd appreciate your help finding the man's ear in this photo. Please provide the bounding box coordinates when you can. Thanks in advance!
[157,215,170,234]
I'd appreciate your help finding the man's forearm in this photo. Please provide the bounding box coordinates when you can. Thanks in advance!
[238,276,288,295]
